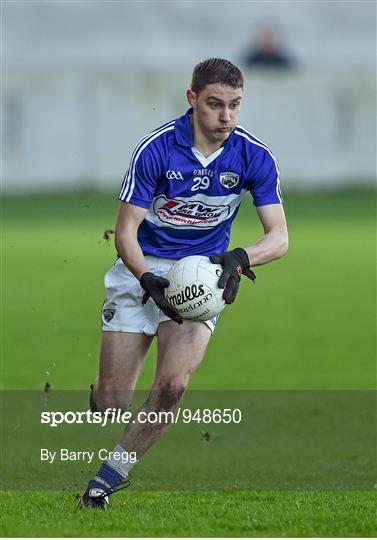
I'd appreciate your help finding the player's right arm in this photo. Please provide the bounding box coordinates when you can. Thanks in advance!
[115,201,183,324]
[115,201,150,280]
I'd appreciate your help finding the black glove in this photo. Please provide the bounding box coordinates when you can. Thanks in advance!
[209,248,256,304]
[140,272,183,325]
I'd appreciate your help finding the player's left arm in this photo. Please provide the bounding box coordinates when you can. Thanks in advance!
[244,203,288,266]
[210,204,288,304]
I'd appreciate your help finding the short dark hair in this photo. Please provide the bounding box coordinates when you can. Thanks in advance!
[191,58,244,94]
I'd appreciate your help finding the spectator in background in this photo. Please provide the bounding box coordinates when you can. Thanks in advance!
[243,25,295,70]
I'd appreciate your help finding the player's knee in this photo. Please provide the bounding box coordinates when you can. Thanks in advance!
[154,380,186,412]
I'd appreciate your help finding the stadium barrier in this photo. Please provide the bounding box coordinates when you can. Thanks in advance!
[4,71,375,193]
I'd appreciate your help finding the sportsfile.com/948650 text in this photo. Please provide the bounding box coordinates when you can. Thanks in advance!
[40,408,242,428]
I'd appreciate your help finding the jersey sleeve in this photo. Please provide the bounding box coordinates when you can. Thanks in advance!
[248,147,283,207]
[118,141,163,209]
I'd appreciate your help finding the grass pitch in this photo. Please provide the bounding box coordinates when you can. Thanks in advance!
[1,188,376,537]
[1,491,376,537]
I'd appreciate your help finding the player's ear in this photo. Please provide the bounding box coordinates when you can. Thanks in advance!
[186,89,197,109]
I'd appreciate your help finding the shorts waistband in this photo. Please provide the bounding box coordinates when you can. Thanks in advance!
[145,255,178,265]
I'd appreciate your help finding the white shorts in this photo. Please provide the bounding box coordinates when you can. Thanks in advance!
[101,256,218,336]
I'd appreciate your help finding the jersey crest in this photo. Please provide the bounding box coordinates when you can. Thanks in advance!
[219,172,239,189]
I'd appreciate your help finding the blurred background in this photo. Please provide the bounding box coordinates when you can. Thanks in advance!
[2,1,376,391]
[3,0,376,192]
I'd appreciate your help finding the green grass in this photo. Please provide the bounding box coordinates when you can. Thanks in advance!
[2,189,375,390]
[1,189,376,537]
[1,491,376,537]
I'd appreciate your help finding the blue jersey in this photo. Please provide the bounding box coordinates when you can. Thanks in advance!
[119,109,282,259]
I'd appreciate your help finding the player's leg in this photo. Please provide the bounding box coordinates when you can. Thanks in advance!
[92,330,153,412]
[118,319,211,457]
[79,321,210,509]
[79,331,154,509]
[79,258,158,509]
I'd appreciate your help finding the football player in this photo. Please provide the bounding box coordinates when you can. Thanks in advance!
[78,58,288,509]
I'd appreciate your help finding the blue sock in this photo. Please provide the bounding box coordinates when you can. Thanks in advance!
[88,462,125,493]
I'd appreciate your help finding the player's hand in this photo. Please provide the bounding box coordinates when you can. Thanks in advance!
[139,272,183,324]
[209,248,256,304]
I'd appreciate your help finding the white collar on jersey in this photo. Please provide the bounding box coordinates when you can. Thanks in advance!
[191,146,224,168]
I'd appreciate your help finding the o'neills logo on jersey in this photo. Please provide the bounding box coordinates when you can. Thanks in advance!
[153,196,230,228]
[219,172,239,189]
[166,283,213,310]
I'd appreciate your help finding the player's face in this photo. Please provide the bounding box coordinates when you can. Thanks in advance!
[187,84,243,144]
